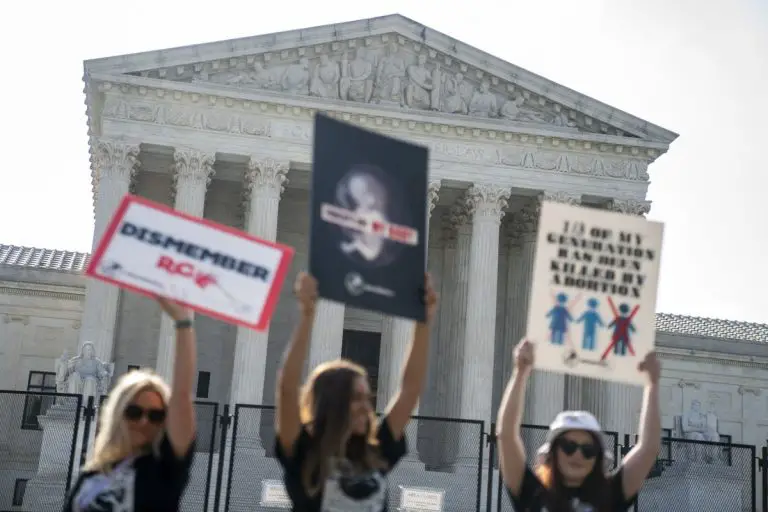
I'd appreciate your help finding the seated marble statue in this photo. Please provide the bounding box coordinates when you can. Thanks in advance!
[682,399,720,443]
[56,342,115,397]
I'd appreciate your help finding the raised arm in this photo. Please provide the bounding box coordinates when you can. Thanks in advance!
[621,352,661,498]
[157,298,197,458]
[384,274,439,439]
[497,339,534,496]
[275,272,317,456]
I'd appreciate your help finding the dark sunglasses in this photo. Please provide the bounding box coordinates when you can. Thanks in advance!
[557,439,598,459]
[124,404,166,424]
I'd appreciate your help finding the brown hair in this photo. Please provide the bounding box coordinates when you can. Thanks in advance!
[534,432,612,512]
[299,359,385,496]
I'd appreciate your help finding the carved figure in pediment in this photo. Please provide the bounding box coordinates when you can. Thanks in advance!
[281,57,310,96]
[309,54,341,100]
[227,62,278,90]
[440,72,473,115]
[339,49,374,103]
[554,110,578,128]
[373,42,406,105]
[469,80,498,118]
[405,54,441,110]
[500,94,525,121]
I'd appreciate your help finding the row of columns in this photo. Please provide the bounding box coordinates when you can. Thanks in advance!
[81,140,293,410]
[82,137,649,440]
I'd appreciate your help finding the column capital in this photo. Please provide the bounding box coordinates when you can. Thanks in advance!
[464,184,511,222]
[540,190,582,205]
[441,211,457,248]
[510,200,541,242]
[246,157,289,197]
[92,139,140,184]
[427,180,441,218]
[172,147,215,184]
[609,198,651,216]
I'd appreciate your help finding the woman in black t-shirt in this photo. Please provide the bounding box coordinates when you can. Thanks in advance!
[63,297,197,512]
[274,272,438,511]
[497,339,662,512]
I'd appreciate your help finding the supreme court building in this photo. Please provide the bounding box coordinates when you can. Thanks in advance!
[2,14,768,511]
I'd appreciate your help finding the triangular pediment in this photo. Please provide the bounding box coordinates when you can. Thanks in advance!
[84,14,677,143]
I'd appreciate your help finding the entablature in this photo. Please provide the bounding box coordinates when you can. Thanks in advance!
[96,86,652,202]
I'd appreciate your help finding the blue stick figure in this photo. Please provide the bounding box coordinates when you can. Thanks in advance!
[608,303,636,356]
[546,292,573,345]
[576,298,605,351]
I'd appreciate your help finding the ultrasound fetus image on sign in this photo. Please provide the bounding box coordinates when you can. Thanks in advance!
[326,164,414,268]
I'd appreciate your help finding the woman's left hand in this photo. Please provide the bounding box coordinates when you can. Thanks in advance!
[638,351,661,384]
[423,273,439,323]
[157,296,192,322]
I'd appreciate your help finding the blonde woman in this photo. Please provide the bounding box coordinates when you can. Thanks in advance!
[62,297,197,512]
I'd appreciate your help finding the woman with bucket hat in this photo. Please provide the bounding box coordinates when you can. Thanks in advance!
[497,339,661,511]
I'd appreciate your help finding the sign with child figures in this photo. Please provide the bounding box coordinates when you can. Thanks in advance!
[525,201,664,385]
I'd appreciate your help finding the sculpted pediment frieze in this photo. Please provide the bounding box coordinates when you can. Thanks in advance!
[123,34,638,139]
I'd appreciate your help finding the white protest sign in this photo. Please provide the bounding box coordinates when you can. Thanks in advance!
[525,201,664,385]
[86,194,294,330]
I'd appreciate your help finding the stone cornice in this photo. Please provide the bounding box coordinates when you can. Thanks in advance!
[656,346,768,370]
[90,72,669,156]
[83,15,677,144]
[0,285,85,302]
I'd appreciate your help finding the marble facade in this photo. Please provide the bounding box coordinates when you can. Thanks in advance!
[0,14,767,511]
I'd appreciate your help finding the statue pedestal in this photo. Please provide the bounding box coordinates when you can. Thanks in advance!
[638,461,751,511]
[24,398,80,511]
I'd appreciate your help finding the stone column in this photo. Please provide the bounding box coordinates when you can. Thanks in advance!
[377,180,440,413]
[79,139,140,362]
[307,300,346,371]
[228,158,288,446]
[155,148,215,380]
[499,228,523,393]
[433,203,472,469]
[518,194,568,426]
[459,184,510,430]
[583,198,651,437]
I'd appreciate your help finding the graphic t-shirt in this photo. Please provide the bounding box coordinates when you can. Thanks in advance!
[275,416,406,511]
[508,466,637,512]
[62,433,195,512]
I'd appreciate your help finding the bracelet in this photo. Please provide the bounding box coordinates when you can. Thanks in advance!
[175,319,193,330]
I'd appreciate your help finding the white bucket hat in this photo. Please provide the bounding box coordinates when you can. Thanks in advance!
[536,411,614,467]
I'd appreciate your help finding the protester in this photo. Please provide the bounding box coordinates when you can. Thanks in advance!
[497,339,661,512]
[274,271,438,511]
[62,297,197,512]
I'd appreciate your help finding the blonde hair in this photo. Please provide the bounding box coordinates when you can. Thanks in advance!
[84,369,171,473]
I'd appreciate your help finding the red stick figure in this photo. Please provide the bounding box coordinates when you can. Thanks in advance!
[600,298,640,361]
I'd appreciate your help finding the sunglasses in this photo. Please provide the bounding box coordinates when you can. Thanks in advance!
[557,439,598,459]
[124,404,166,424]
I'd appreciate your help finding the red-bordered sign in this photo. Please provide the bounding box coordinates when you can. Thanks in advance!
[86,194,294,331]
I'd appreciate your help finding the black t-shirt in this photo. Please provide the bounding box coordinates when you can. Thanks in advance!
[508,465,637,512]
[275,415,407,511]
[62,433,195,512]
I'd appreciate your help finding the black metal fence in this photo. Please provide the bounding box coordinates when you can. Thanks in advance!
[0,390,763,512]
[0,390,82,512]
[625,433,757,511]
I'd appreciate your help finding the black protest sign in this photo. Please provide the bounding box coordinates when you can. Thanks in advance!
[309,114,428,322]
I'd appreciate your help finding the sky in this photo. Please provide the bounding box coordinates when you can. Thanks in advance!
[1,0,766,323]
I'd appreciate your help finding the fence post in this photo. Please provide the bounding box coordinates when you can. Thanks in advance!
[212,403,231,512]
[486,422,496,512]
[78,395,96,468]
[761,446,767,512]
